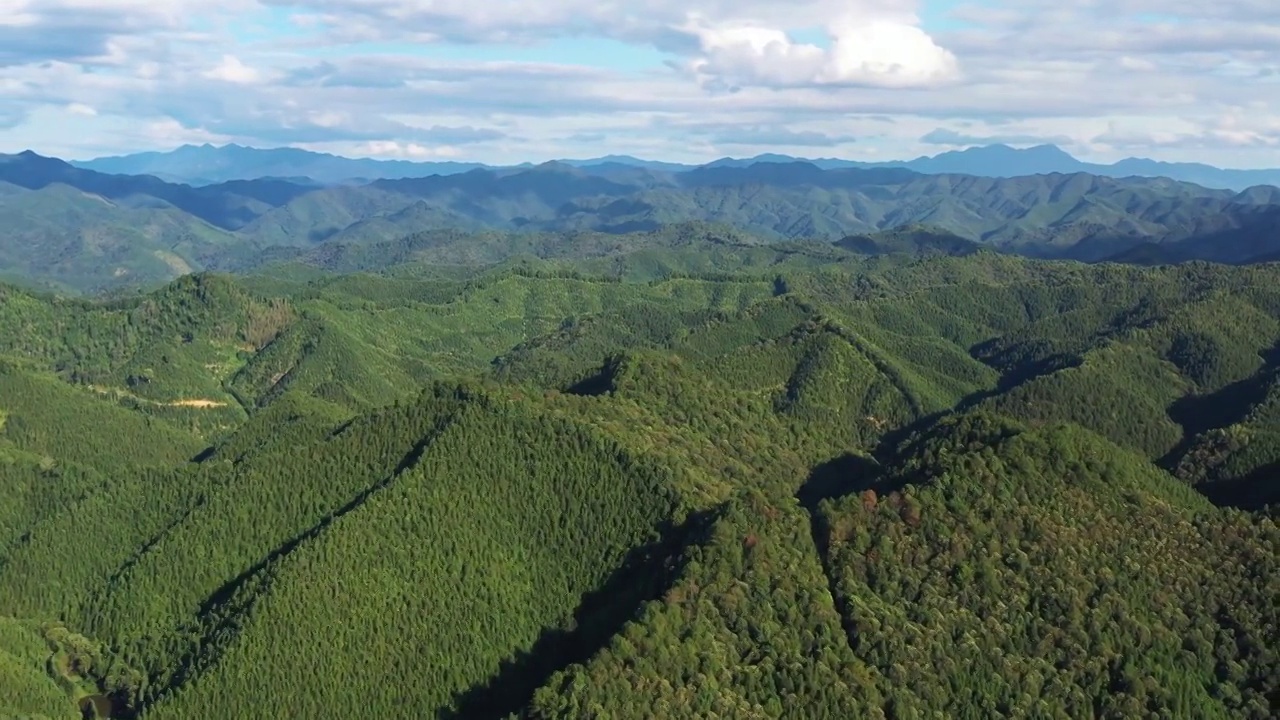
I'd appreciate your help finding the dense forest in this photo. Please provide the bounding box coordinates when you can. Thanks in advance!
[0,237,1276,719]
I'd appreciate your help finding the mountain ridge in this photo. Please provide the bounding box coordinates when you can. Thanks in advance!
[70,142,1280,191]
[4,149,1280,294]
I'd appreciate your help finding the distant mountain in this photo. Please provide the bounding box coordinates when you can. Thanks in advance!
[889,144,1082,176]
[73,143,1280,191]
[0,182,245,294]
[0,150,313,230]
[702,154,869,171]
[243,160,1270,255]
[559,155,695,173]
[704,146,1280,191]
[73,143,492,186]
[8,150,1280,294]
[883,144,1280,193]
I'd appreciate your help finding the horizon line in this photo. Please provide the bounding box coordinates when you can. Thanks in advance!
[9,142,1280,176]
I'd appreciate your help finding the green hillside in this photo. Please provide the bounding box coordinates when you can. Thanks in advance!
[0,242,1275,718]
[0,184,245,294]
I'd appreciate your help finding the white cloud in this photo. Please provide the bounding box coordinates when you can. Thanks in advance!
[1093,114,1280,151]
[1118,56,1158,72]
[204,55,262,84]
[142,116,231,146]
[821,16,959,86]
[355,140,466,158]
[682,10,959,89]
[686,24,826,86]
[0,12,39,28]
[271,0,959,90]
[1,0,1279,167]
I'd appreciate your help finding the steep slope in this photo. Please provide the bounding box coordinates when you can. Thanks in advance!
[0,360,205,478]
[137,396,682,719]
[0,184,246,293]
[0,151,307,230]
[818,413,1278,718]
[0,618,79,719]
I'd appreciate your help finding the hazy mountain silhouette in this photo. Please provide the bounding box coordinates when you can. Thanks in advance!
[72,143,1280,191]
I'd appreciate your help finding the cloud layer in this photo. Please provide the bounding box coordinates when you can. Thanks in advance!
[1,0,1278,167]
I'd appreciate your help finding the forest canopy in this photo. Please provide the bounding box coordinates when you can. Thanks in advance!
[0,242,1275,719]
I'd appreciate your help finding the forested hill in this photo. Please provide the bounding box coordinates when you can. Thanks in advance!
[0,246,1276,719]
[3,149,1280,294]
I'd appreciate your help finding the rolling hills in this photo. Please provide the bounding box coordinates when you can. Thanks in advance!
[0,242,1276,718]
[4,149,1280,295]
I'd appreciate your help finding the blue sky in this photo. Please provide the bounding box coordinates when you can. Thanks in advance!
[2,0,1278,166]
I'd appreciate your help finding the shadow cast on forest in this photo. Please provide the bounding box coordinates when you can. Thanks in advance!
[872,350,1081,464]
[439,507,719,720]
[1197,462,1280,512]
[794,453,886,657]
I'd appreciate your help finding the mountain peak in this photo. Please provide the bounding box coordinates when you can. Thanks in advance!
[908,143,1086,176]
[531,160,582,174]
[2,150,68,169]
[955,143,1074,159]
[1023,144,1076,159]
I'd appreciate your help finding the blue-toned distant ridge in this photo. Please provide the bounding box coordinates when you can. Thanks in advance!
[71,142,1280,191]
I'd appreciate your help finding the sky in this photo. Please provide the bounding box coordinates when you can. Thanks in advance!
[1,0,1278,166]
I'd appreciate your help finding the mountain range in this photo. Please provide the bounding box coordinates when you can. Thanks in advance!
[73,142,1280,191]
[3,148,1280,294]
[3,133,1280,720]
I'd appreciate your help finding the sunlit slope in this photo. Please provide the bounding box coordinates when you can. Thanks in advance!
[134,393,682,719]
[819,413,1279,718]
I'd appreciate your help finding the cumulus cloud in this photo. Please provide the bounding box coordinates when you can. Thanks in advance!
[609,2,962,89]
[682,12,957,90]
[356,140,467,159]
[685,25,826,87]
[204,55,262,84]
